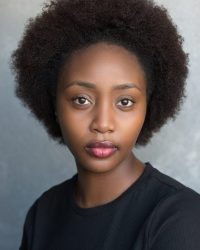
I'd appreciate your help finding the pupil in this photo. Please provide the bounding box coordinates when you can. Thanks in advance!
[79,97,85,104]
[122,99,128,105]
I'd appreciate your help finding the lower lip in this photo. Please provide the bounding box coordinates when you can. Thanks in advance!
[85,147,117,158]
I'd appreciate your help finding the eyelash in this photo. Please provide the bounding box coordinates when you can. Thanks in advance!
[71,95,135,108]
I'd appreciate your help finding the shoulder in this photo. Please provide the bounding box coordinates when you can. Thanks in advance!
[147,162,187,191]
[19,175,77,248]
[147,162,200,224]
[150,187,200,224]
[38,174,75,202]
[146,162,200,204]
[147,188,200,249]
[25,173,77,222]
[145,163,200,249]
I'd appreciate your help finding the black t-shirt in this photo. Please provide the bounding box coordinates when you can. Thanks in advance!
[19,163,200,250]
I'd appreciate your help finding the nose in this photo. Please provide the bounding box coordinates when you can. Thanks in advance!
[89,100,115,134]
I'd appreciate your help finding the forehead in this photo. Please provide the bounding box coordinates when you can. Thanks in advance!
[58,42,146,92]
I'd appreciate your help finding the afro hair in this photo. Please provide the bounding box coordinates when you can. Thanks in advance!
[11,0,188,146]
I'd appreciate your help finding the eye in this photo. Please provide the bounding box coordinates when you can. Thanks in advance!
[71,96,91,105]
[117,97,134,108]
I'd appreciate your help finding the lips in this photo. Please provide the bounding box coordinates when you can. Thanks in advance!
[85,140,118,158]
[86,140,117,148]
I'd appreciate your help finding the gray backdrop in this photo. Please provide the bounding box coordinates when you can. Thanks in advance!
[0,0,200,249]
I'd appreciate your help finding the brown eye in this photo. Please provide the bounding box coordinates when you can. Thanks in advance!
[72,96,90,105]
[117,98,134,107]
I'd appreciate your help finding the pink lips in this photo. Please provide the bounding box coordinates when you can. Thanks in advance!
[85,141,118,158]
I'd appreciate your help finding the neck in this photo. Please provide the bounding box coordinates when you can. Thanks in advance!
[74,152,145,208]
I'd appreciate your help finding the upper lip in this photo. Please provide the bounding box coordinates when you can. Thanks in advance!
[85,140,118,148]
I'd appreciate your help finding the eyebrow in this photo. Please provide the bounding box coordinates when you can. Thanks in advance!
[64,81,142,91]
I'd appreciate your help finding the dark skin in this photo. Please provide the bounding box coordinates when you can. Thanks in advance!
[56,42,147,208]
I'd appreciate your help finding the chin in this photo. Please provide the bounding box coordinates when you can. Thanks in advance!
[76,156,121,174]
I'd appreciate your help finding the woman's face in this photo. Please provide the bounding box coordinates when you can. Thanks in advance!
[56,42,147,173]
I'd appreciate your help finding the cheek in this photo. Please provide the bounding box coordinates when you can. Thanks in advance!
[58,110,89,147]
[118,105,146,143]
[121,100,146,126]
[123,117,144,141]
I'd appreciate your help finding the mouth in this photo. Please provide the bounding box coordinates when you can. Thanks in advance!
[85,140,118,158]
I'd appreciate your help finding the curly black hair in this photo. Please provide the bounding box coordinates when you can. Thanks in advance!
[11,0,188,146]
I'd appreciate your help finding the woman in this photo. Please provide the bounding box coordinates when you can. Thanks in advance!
[11,0,200,249]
